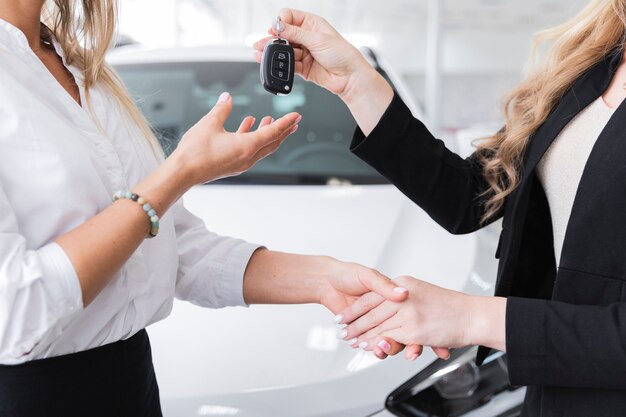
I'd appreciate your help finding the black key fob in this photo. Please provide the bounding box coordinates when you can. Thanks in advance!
[260,39,295,95]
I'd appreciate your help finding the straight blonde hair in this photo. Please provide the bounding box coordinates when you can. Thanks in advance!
[477,0,626,222]
[42,0,165,160]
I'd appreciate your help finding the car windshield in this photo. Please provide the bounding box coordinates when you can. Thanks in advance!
[115,61,387,185]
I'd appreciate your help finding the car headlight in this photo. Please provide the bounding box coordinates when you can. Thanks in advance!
[386,347,526,417]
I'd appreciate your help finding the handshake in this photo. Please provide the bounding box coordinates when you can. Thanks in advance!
[321,267,507,360]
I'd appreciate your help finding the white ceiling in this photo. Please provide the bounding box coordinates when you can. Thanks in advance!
[193,0,590,34]
[120,0,592,73]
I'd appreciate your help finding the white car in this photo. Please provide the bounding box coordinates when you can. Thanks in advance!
[109,45,523,417]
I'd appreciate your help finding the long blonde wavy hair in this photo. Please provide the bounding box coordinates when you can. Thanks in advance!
[477,0,626,222]
[41,0,164,159]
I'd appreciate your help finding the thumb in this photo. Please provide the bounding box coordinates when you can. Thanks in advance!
[205,92,233,129]
[275,22,321,49]
[364,270,409,302]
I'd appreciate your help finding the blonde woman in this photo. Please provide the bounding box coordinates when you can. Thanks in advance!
[255,3,626,415]
[0,1,413,415]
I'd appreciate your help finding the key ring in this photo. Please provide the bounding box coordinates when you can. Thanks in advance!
[273,17,286,39]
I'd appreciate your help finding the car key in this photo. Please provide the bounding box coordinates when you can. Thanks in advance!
[260,17,295,95]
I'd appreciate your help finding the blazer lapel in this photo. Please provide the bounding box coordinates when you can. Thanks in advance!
[520,52,622,186]
[558,93,626,272]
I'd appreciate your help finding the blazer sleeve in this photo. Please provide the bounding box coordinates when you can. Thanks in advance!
[506,297,626,389]
[350,93,500,234]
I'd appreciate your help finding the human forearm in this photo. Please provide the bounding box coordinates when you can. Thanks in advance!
[53,94,299,307]
[242,249,335,305]
[55,154,192,306]
[467,295,507,352]
[242,249,409,315]
[350,93,496,234]
[340,67,394,137]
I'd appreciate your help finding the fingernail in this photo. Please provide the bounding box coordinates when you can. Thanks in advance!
[250,117,256,125]
[393,287,408,294]
[346,338,357,345]
[358,341,368,349]
[218,92,230,103]
[377,340,391,352]
[410,353,419,361]
[295,115,303,123]
[333,314,344,324]
[336,329,348,340]
[290,125,299,134]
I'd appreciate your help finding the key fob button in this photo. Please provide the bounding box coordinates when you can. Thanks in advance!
[275,52,288,61]
[272,69,289,80]
[273,61,287,70]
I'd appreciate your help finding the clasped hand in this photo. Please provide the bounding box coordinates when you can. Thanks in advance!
[334,276,481,361]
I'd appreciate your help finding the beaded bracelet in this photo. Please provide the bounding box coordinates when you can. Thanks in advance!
[112,191,160,238]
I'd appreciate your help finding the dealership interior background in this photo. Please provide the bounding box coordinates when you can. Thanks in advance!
[120,0,588,141]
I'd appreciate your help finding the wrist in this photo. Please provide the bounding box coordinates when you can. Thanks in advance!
[340,66,393,108]
[466,296,507,351]
[314,256,342,304]
[167,148,205,188]
[340,66,394,137]
[132,154,192,215]
[243,252,337,305]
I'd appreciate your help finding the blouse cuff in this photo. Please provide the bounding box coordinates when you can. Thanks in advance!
[175,240,263,309]
[350,92,413,162]
[505,296,548,386]
[218,242,263,308]
[37,242,83,317]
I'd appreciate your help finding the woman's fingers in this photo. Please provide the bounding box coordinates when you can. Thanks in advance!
[253,50,263,63]
[294,48,305,62]
[248,112,300,150]
[204,92,233,129]
[253,37,272,52]
[405,344,423,361]
[278,8,338,36]
[431,347,452,360]
[337,291,384,325]
[372,337,406,358]
[358,269,409,304]
[252,124,298,162]
[279,8,309,28]
[342,301,397,341]
[237,116,256,134]
[271,20,322,49]
[257,116,273,129]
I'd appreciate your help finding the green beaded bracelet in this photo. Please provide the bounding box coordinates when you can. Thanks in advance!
[112,191,160,238]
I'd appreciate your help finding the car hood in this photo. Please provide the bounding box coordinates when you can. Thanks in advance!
[147,184,490,415]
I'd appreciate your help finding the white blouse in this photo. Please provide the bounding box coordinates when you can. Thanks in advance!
[537,97,615,266]
[0,19,259,365]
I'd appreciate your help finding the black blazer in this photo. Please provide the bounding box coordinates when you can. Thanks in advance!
[351,50,626,417]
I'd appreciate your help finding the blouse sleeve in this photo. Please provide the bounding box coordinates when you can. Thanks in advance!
[0,179,83,364]
[171,198,262,309]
